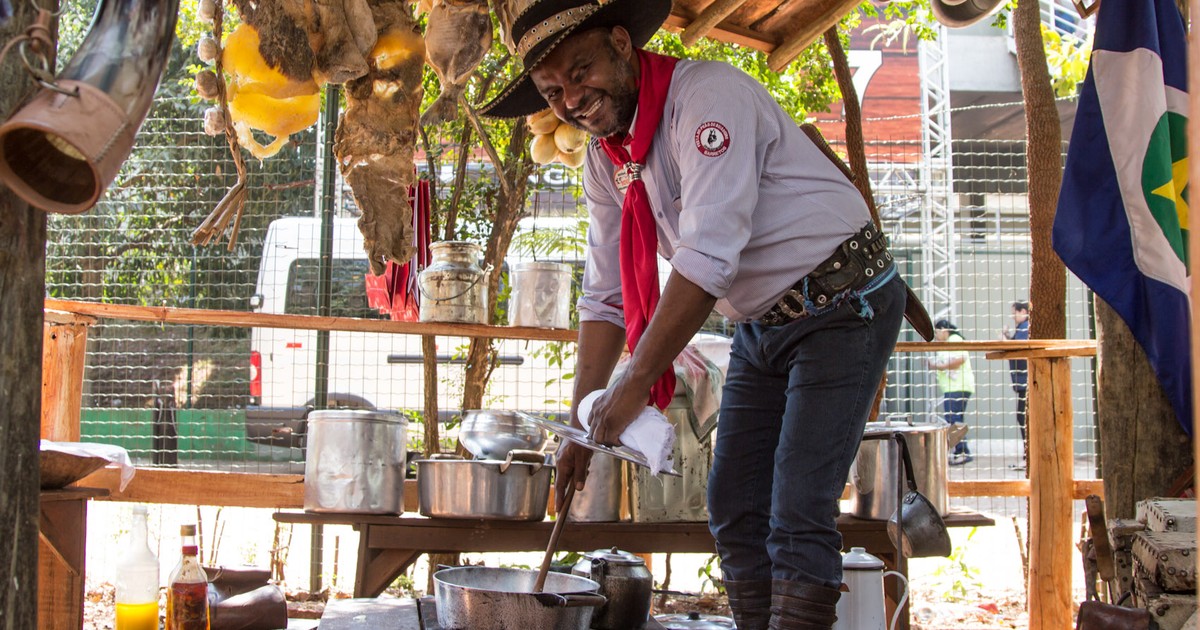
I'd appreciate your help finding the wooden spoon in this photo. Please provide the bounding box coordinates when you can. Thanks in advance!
[533,483,577,592]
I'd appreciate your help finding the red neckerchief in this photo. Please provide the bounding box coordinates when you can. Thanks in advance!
[597,49,678,410]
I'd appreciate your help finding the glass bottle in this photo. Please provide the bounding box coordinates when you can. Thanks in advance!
[115,506,159,630]
[166,524,210,630]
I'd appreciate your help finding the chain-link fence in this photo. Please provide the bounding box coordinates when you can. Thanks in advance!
[44,68,1096,520]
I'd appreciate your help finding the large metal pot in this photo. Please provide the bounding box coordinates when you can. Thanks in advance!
[459,409,546,460]
[571,548,653,630]
[303,410,407,514]
[434,566,606,630]
[416,451,551,520]
[849,420,949,519]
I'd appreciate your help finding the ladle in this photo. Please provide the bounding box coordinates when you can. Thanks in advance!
[534,483,577,592]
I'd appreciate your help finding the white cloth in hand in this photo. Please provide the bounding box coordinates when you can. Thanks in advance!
[577,389,675,475]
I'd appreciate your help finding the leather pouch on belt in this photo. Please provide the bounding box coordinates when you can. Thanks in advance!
[807,246,861,299]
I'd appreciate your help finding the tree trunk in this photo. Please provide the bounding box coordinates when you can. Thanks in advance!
[459,125,532,412]
[1012,0,1067,339]
[1095,299,1192,518]
[0,5,51,627]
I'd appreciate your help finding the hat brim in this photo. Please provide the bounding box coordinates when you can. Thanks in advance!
[480,0,671,119]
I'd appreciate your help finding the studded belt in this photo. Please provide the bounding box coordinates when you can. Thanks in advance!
[759,223,895,326]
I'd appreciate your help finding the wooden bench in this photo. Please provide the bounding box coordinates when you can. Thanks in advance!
[276,509,993,629]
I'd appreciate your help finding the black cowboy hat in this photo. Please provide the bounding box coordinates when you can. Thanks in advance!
[479,0,671,119]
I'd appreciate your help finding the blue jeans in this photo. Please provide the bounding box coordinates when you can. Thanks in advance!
[707,275,905,588]
[943,392,971,455]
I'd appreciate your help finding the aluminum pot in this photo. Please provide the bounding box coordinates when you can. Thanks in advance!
[303,410,407,514]
[849,420,949,519]
[416,450,551,520]
[571,548,653,630]
[458,409,546,460]
[434,566,606,630]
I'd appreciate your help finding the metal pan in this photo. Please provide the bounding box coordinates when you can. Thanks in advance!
[517,412,683,477]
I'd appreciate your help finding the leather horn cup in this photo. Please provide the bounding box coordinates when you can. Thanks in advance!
[0,0,178,214]
[930,0,1006,28]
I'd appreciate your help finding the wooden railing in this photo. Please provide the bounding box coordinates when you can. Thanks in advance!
[45,298,1097,630]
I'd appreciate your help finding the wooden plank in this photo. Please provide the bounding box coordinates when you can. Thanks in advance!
[663,13,776,52]
[766,0,862,72]
[984,344,1098,360]
[72,466,1102,512]
[44,299,579,343]
[38,495,89,630]
[77,468,423,511]
[1026,357,1075,630]
[681,0,751,47]
[41,320,90,441]
[318,598,421,629]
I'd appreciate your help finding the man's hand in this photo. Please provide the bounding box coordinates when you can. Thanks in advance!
[586,379,648,447]
[555,440,594,509]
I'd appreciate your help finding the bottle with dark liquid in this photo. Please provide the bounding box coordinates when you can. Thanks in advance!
[166,524,209,630]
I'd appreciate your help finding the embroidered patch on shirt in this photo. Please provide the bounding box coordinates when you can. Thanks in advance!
[695,122,730,157]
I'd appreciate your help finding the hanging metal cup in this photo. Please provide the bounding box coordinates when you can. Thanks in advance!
[886,433,951,558]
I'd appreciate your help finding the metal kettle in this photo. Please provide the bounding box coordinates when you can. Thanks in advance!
[571,547,653,630]
[832,547,909,630]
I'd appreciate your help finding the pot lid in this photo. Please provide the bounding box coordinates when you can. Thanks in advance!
[842,546,885,570]
[862,418,946,437]
[583,547,644,565]
[655,612,736,629]
[307,409,407,425]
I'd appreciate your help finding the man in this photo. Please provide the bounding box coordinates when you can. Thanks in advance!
[482,1,909,627]
[928,319,975,465]
[1000,300,1031,470]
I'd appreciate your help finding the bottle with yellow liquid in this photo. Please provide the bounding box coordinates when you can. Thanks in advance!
[115,505,160,630]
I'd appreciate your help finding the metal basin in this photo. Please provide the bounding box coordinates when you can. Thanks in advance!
[415,451,551,521]
[434,566,605,630]
[458,409,546,460]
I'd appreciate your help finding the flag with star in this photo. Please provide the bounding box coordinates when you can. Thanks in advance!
[1052,0,1191,434]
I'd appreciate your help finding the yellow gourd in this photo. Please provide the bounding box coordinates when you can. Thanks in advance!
[526,108,560,135]
[531,133,558,165]
[554,124,587,154]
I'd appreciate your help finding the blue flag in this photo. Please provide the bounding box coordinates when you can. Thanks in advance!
[1052,0,1191,434]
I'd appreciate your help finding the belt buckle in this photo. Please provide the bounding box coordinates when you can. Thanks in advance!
[777,289,807,320]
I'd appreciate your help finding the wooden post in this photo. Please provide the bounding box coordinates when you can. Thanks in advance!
[0,2,51,627]
[41,311,96,442]
[1026,356,1074,630]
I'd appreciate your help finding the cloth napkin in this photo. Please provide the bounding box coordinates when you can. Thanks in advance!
[577,389,675,476]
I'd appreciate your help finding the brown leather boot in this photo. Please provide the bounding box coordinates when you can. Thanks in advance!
[725,579,773,630]
[768,579,841,630]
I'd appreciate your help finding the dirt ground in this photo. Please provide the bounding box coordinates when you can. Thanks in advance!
[80,501,1075,629]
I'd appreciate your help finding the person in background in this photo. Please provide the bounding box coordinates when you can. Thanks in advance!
[929,319,975,465]
[1001,300,1031,470]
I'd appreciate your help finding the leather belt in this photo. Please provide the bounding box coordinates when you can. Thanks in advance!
[760,224,894,327]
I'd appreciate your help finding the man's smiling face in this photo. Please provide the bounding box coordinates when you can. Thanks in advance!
[530,27,639,138]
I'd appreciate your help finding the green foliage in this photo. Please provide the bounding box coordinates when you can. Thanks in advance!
[1042,24,1091,97]
[698,553,725,595]
[931,527,985,600]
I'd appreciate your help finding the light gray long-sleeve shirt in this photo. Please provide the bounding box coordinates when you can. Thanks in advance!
[578,59,870,325]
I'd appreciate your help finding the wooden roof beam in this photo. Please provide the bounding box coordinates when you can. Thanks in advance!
[680,0,752,47]
[664,13,776,53]
[766,0,862,72]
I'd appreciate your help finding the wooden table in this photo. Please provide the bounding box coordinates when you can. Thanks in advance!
[39,486,109,629]
[316,596,670,629]
[278,509,993,629]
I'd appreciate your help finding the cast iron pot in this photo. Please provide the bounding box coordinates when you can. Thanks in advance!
[433,566,606,630]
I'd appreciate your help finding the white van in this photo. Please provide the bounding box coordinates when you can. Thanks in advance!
[245,216,575,447]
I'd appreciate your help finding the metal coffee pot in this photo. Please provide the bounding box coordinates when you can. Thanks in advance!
[571,547,653,630]
[832,547,909,630]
